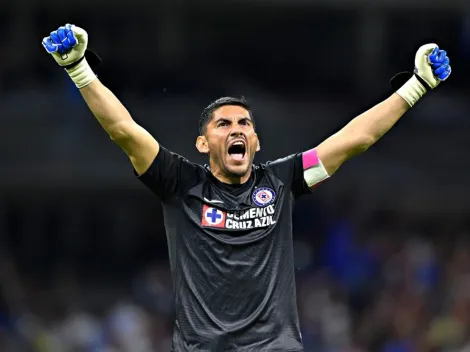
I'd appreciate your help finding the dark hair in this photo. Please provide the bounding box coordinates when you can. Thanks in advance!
[199,96,255,135]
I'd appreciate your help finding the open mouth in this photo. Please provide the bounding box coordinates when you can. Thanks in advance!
[228,141,246,161]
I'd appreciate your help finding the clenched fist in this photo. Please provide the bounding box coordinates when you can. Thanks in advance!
[42,24,98,88]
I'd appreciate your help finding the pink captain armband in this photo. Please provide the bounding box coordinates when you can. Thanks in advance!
[302,149,330,189]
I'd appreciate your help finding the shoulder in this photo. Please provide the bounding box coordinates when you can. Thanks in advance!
[256,153,302,176]
[136,146,207,200]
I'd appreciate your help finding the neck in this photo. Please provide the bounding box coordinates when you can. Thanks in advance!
[209,162,252,185]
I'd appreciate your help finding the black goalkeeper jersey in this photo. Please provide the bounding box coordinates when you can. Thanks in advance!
[136,146,317,351]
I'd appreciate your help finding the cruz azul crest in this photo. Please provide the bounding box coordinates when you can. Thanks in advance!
[252,187,276,207]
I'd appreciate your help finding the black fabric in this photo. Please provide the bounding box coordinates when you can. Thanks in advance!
[136,146,313,351]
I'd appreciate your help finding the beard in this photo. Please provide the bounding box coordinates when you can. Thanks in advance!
[225,164,251,177]
[208,149,255,182]
[223,153,254,178]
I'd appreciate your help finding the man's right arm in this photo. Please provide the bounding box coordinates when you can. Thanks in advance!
[42,24,159,176]
[78,78,200,200]
[79,79,159,175]
[42,24,203,200]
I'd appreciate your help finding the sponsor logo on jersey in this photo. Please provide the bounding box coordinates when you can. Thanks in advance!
[201,204,277,230]
[252,187,276,207]
[201,205,226,228]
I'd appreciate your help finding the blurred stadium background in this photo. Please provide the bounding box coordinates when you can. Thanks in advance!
[2,0,470,351]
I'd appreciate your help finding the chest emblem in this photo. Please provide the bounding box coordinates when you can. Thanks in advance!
[201,205,226,228]
[252,187,276,207]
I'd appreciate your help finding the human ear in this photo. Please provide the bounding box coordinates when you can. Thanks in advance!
[196,135,209,154]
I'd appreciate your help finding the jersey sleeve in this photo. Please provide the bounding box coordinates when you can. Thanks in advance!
[134,146,201,201]
[266,148,329,199]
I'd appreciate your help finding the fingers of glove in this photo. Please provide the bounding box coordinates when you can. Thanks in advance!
[42,37,58,53]
[429,49,447,66]
[438,50,447,61]
[60,27,77,51]
[434,64,448,76]
[49,25,80,53]
[427,47,439,64]
[438,65,451,81]
[65,24,78,47]
[49,31,61,45]
[433,57,450,75]
[66,30,77,48]
[56,26,74,52]
[432,56,449,70]
[56,26,67,42]
[48,33,66,53]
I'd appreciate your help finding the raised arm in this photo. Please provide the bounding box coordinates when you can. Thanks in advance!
[316,93,408,176]
[42,24,158,175]
[316,43,451,176]
[79,80,159,175]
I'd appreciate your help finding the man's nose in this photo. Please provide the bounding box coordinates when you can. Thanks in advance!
[230,129,243,137]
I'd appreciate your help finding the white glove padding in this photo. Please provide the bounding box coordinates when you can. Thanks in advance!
[42,24,96,88]
[395,43,451,107]
[415,43,441,89]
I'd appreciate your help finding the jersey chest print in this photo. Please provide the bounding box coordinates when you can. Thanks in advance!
[201,187,278,230]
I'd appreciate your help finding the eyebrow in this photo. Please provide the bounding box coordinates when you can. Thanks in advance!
[238,117,252,123]
[214,117,252,124]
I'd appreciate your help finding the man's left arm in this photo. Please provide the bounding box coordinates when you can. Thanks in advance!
[314,43,451,177]
[315,93,408,176]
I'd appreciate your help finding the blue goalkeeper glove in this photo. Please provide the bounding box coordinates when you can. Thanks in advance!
[42,24,101,88]
[391,43,451,107]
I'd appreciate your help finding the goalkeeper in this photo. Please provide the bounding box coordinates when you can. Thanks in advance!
[42,24,450,351]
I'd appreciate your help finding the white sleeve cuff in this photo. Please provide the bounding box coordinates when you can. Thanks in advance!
[396,75,427,107]
[302,149,330,188]
[65,58,97,89]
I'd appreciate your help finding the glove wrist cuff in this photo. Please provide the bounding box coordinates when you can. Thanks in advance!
[65,57,97,89]
[396,75,427,107]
